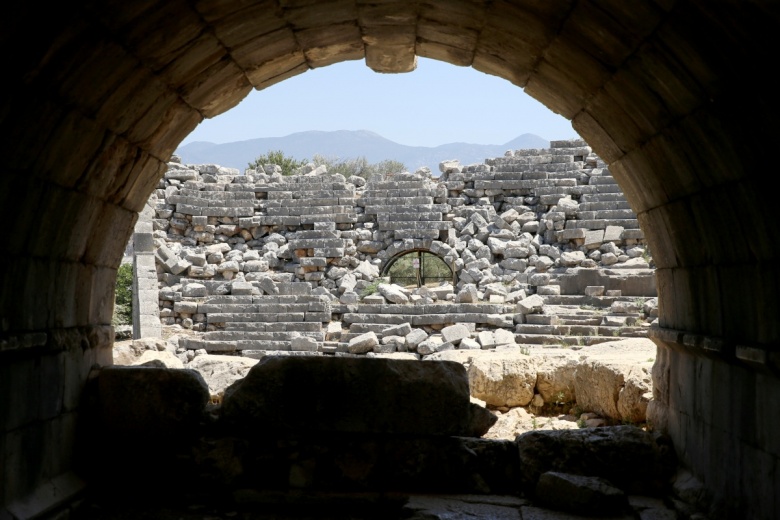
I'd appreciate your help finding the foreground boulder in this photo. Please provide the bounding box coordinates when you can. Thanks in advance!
[516,425,677,496]
[95,366,210,440]
[468,355,537,407]
[573,339,655,424]
[186,354,258,399]
[220,356,496,437]
[534,471,629,515]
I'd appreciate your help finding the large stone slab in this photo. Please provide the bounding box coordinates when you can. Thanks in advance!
[220,356,496,437]
[515,426,677,496]
[96,366,210,440]
[468,355,537,407]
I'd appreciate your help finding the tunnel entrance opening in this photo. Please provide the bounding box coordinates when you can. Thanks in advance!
[3,3,780,520]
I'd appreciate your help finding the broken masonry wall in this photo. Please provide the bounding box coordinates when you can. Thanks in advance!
[142,139,653,332]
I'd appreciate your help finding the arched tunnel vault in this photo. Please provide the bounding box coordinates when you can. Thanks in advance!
[1,2,779,518]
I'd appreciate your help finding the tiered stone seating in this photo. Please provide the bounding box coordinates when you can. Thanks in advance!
[249,174,357,226]
[337,302,513,350]
[563,173,642,233]
[515,301,649,347]
[251,175,357,281]
[167,182,256,217]
[178,284,331,356]
[361,174,450,239]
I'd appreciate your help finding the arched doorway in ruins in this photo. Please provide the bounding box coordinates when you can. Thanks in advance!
[382,248,455,288]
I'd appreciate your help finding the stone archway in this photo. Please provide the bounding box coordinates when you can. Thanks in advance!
[382,248,455,288]
[1,3,779,518]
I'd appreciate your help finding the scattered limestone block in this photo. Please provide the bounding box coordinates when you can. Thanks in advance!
[494,328,515,347]
[348,331,379,354]
[182,283,208,297]
[585,286,605,296]
[291,336,318,352]
[517,294,545,314]
[442,324,471,344]
[378,283,409,304]
[405,329,428,349]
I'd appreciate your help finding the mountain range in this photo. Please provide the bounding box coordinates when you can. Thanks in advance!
[174,130,550,173]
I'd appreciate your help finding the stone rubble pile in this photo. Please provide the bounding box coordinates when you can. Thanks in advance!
[139,139,657,359]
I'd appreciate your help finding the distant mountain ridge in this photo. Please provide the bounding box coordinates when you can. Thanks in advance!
[175,130,551,172]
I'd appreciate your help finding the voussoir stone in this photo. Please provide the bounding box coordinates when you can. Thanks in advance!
[220,356,496,437]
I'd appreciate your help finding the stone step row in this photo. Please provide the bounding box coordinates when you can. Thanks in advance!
[393,229,442,239]
[363,203,448,213]
[259,197,350,207]
[514,327,648,345]
[288,238,346,249]
[361,188,440,198]
[516,322,640,335]
[169,195,255,207]
[342,313,514,327]
[365,178,430,187]
[375,211,446,222]
[562,218,641,230]
[207,312,330,324]
[484,165,579,175]
[361,195,435,206]
[174,187,255,199]
[197,301,329,313]
[202,330,325,341]
[267,205,355,216]
[337,303,508,315]
[221,321,322,331]
[538,295,650,309]
[174,204,255,217]
[256,183,354,192]
[378,221,451,231]
[579,193,627,203]
[575,209,636,220]
[472,179,579,190]
[587,175,618,185]
[240,350,330,360]
[262,189,355,199]
[252,214,359,226]
[577,201,632,211]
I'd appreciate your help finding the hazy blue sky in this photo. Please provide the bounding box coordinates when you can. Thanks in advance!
[181,57,580,148]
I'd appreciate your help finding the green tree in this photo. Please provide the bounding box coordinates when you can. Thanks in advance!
[248,149,308,176]
[371,159,407,177]
[312,154,370,178]
[113,262,133,325]
[312,154,406,181]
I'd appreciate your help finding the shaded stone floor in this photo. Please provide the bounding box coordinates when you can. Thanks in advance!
[72,490,681,520]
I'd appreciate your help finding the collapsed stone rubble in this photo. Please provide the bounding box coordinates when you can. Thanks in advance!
[134,138,657,361]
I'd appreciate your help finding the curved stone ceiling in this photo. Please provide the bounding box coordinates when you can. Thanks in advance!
[2,2,780,517]
[3,1,775,348]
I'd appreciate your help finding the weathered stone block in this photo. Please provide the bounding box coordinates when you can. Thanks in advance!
[220,356,496,436]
